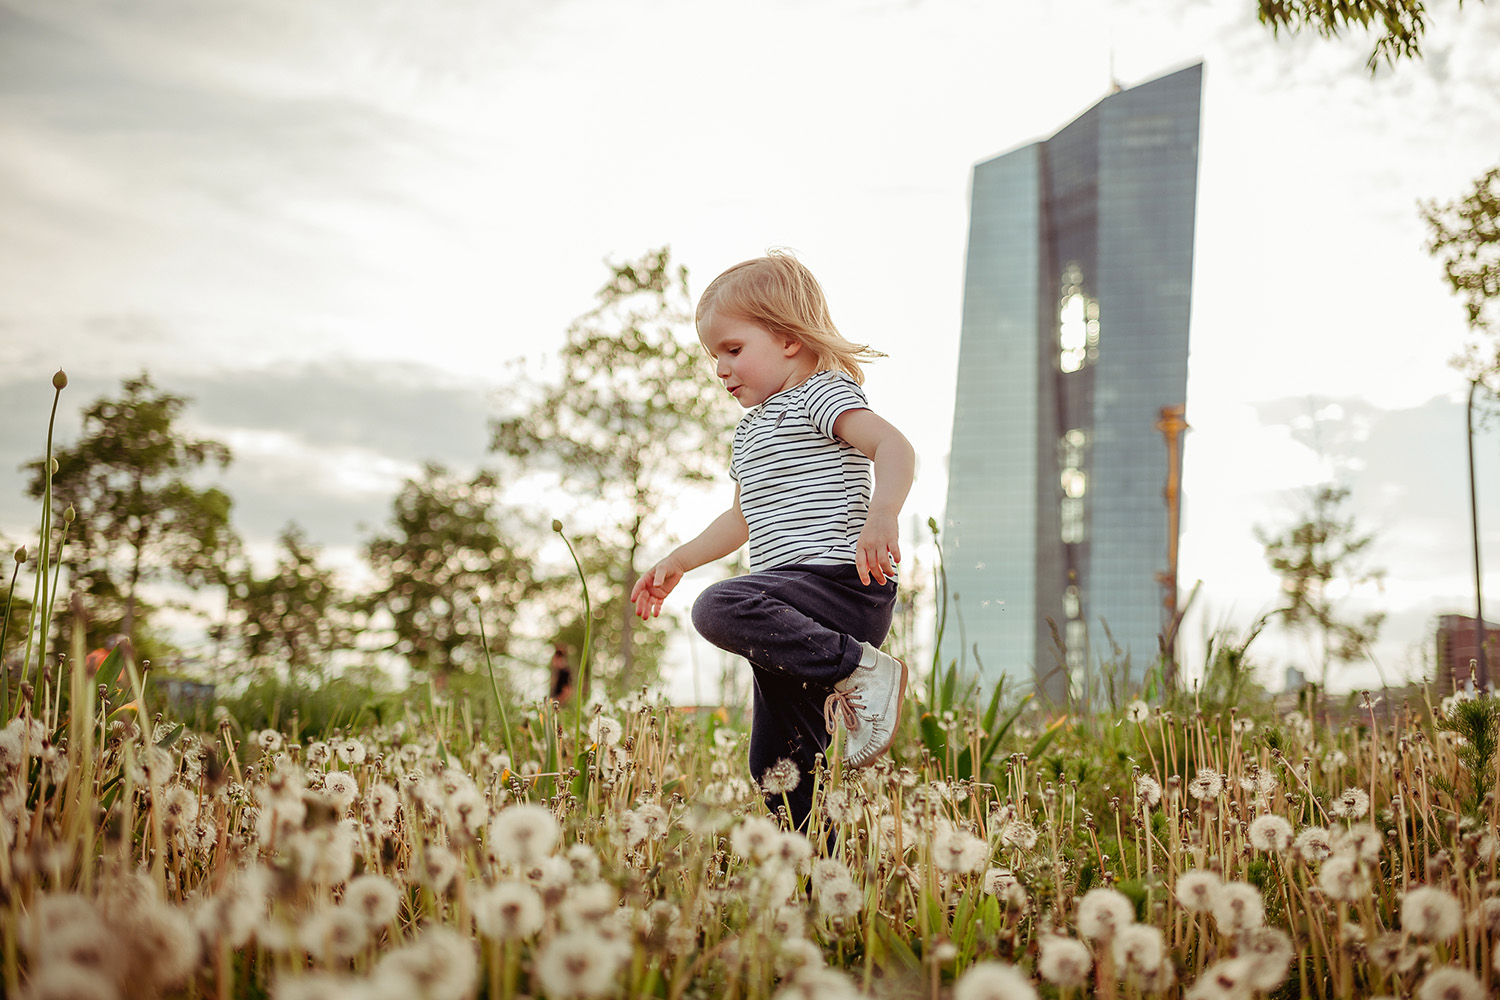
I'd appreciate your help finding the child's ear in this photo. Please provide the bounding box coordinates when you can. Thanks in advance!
[781,337,804,357]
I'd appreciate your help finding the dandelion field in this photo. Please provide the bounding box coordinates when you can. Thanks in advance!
[2,615,1499,1000]
[4,373,1500,1000]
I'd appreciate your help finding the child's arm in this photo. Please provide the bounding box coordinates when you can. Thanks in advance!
[833,408,916,587]
[630,484,748,620]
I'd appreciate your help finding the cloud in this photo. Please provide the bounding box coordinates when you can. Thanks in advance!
[0,359,495,551]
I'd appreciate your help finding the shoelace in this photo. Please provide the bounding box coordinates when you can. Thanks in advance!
[823,687,865,735]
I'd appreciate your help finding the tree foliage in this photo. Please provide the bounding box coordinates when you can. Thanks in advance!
[1258,484,1385,685]
[25,372,235,641]
[228,523,353,680]
[1423,165,1500,373]
[490,247,738,692]
[364,465,533,680]
[1256,0,1479,72]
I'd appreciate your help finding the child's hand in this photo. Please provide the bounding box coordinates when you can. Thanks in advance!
[854,512,901,586]
[631,554,687,620]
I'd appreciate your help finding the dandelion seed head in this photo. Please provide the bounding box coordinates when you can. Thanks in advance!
[1126,700,1150,723]
[999,820,1038,851]
[1187,767,1224,801]
[1330,786,1370,818]
[1210,881,1265,935]
[561,880,619,927]
[1294,825,1333,862]
[1317,853,1370,902]
[775,937,823,975]
[21,963,121,1000]
[730,815,781,861]
[1135,774,1162,808]
[1113,922,1167,980]
[821,787,857,823]
[1417,966,1484,1000]
[1037,935,1092,988]
[374,925,478,1000]
[933,827,989,874]
[301,903,370,962]
[535,929,624,999]
[772,966,864,1000]
[1174,870,1221,912]
[1330,823,1382,861]
[767,830,813,870]
[817,874,864,919]
[1402,885,1464,940]
[473,881,545,941]
[1077,887,1135,941]
[320,771,359,813]
[1187,956,1256,1000]
[0,729,23,774]
[305,741,330,768]
[1321,749,1349,774]
[34,915,126,977]
[952,959,1038,1000]
[488,803,561,868]
[760,757,801,795]
[1238,926,1293,991]
[588,716,623,747]
[443,786,488,838]
[1249,814,1294,853]
[335,738,367,765]
[342,873,402,931]
[566,843,601,881]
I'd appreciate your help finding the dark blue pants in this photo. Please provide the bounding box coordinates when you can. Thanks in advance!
[692,563,897,828]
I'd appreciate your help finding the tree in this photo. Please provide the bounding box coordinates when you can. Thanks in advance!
[1256,0,1482,72]
[1258,484,1386,686]
[364,464,533,681]
[25,372,235,643]
[228,523,353,680]
[1424,165,1500,374]
[490,248,738,693]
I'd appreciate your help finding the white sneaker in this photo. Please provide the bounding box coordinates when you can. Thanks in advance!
[823,643,907,768]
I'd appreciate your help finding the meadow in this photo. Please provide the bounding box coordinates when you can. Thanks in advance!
[1,616,1497,1000]
[4,372,1499,1000]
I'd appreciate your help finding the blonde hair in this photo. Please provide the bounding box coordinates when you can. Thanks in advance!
[695,250,885,385]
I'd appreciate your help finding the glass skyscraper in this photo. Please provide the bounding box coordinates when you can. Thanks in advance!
[941,64,1202,702]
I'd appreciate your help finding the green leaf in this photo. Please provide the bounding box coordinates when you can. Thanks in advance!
[1028,715,1068,758]
[874,919,921,973]
[980,692,1034,765]
[920,713,946,760]
[980,675,1006,739]
[94,644,125,698]
[940,662,958,712]
[156,722,184,750]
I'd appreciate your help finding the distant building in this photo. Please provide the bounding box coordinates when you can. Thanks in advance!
[1434,614,1500,695]
[941,64,1203,702]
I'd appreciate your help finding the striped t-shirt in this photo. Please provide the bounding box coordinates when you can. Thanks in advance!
[731,370,886,574]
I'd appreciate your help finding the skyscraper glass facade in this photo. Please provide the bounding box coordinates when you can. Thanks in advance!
[941,64,1202,701]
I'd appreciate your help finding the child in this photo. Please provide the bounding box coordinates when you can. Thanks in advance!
[630,251,915,829]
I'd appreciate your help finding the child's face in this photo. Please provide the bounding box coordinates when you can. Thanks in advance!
[698,312,809,409]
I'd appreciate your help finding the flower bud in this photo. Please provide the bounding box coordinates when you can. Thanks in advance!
[552,519,564,533]
[64,506,75,523]
[52,369,68,390]
[13,545,25,565]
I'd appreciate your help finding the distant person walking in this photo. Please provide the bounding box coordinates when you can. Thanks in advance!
[630,251,914,829]
[548,643,573,704]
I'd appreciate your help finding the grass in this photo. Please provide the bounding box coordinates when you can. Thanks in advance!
[0,630,1497,999]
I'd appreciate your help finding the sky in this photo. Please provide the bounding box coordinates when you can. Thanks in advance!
[2,0,1499,701]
